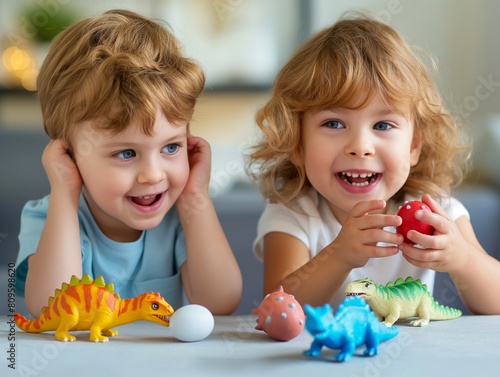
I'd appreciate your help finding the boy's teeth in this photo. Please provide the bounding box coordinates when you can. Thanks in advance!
[131,194,160,206]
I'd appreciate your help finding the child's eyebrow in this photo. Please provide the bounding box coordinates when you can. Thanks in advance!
[374,109,394,117]
[101,133,187,149]
[374,108,407,118]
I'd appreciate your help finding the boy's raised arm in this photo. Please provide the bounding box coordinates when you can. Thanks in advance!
[177,136,242,314]
[25,139,83,316]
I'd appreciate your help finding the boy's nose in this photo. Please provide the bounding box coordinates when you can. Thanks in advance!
[137,162,166,184]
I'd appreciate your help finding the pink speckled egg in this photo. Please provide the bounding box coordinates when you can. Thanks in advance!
[252,286,305,341]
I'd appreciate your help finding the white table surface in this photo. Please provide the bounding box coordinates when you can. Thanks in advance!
[2,314,499,376]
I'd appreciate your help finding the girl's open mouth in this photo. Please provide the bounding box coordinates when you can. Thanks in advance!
[338,172,379,187]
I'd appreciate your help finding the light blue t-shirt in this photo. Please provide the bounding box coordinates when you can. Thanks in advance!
[15,194,187,309]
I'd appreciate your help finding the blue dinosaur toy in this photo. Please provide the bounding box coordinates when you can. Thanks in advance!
[303,296,399,362]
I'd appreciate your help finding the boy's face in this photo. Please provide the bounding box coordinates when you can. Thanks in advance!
[301,94,422,224]
[71,109,189,241]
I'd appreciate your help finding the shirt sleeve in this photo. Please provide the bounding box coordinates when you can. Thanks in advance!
[253,202,312,261]
[443,196,470,221]
[15,196,50,296]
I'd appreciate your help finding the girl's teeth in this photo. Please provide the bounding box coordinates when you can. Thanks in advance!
[342,178,370,187]
[340,172,376,187]
[342,172,374,178]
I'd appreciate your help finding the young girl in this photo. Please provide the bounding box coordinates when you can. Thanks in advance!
[16,10,242,317]
[247,13,500,314]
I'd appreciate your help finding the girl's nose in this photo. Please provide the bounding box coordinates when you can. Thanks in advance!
[345,133,375,157]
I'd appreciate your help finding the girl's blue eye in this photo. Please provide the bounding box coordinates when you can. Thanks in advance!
[162,144,179,154]
[115,149,135,159]
[323,120,344,129]
[374,122,392,131]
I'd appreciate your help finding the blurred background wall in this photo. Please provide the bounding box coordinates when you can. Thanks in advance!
[1,0,499,143]
[1,0,499,315]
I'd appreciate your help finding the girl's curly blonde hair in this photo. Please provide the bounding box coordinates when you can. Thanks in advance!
[247,13,470,206]
[38,9,205,140]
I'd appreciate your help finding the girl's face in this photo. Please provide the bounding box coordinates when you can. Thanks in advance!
[71,109,189,242]
[301,94,422,224]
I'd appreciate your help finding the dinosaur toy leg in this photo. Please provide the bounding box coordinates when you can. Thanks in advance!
[55,315,79,342]
[336,341,356,361]
[90,327,118,342]
[304,340,324,357]
[89,325,110,342]
[383,303,402,327]
[411,300,431,327]
[363,325,379,356]
[102,329,119,337]
[88,310,120,342]
[85,309,119,342]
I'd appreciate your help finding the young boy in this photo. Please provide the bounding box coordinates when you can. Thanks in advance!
[15,9,242,316]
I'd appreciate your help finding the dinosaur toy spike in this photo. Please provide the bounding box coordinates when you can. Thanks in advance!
[54,288,61,297]
[14,275,174,342]
[70,275,80,286]
[94,276,106,287]
[81,274,93,284]
[105,283,115,293]
[394,277,405,285]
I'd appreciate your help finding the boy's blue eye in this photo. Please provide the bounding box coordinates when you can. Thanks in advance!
[323,120,344,129]
[115,149,135,159]
[374,122,392,131]
[162,144,179,154]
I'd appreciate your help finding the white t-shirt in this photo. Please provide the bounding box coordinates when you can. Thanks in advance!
[253,189,469,308]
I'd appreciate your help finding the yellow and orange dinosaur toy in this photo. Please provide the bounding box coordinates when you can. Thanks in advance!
[14,274,174,342]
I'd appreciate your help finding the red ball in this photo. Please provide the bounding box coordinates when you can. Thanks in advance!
[396,201,435,245]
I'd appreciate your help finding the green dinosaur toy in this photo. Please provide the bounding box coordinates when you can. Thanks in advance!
[345,276,461,327]
[14,274,174,342]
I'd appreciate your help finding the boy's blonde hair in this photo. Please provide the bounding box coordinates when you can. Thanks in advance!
[38,9,205,139]
[248,13,470,205]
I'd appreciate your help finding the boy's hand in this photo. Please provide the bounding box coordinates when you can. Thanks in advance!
[181,136,212,197]
[42,139,82,193]
[330,199,404,269]
[176,136,214,227]
[399,194,468,272]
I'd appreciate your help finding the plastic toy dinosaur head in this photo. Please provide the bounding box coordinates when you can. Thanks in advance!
[345,278,376,301]
[137,292,174,326]
[304,304,334,335]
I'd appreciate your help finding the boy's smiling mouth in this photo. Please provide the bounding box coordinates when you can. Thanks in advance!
[130,193,164,207]
[338,171,380,187]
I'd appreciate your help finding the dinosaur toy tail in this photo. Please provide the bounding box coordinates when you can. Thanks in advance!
[14,312,42,333]
[379,325,400,342]
[431,304,462,320]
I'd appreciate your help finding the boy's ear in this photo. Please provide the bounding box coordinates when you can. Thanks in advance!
[64,137,76,162]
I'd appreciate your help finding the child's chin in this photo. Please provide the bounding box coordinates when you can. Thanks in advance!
[130,216,165,231]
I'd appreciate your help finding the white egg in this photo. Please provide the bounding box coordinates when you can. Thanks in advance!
[169,304,214,342]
